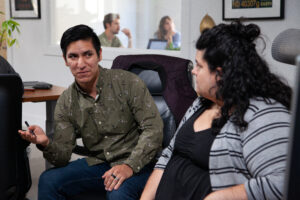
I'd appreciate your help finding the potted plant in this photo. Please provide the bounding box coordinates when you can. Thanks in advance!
[0,11,20,50]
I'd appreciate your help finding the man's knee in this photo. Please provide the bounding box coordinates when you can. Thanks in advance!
[106,189,134,200]
[38,168,61,191]
[106,185,140,200]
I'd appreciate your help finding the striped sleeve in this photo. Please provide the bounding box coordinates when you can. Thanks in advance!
[154,135,176,169]
[242,102,290,200]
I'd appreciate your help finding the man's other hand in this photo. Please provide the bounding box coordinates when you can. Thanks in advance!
[18,125,49,147]
[121,28,132,39]
[102,164,134,191]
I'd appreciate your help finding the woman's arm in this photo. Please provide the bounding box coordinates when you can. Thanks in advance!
[204,184,247,200]
[140,169,164,200]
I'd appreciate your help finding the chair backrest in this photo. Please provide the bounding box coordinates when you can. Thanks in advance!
[112,54,197,147]
[112,54,197,127]
[128,66,176,147]
[0,74,31,200]
[284,56,300,200]
[272,28,300,65]
[272,29,300,200]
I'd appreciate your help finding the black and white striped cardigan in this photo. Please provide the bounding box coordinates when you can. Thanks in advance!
[155,97,290,200]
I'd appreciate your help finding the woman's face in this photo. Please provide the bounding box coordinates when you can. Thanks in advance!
[192,50,219,102]
[163,19,172,32]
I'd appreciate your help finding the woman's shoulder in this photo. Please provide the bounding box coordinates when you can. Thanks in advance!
[244,97,290,123]
[173,31,181,38]
[248,97,288,112]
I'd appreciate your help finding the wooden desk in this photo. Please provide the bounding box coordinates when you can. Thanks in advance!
[23,85,65,103]
[23,85,66,136]
[23,85,66,169]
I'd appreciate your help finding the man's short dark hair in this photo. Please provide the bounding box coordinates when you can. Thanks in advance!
[103,13,120,29]
[60,24,101,59]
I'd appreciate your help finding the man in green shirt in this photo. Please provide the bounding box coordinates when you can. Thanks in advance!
[19,24,163,200]
[98,13,132,48]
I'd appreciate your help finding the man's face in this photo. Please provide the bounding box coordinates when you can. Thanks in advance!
[64,39,102,87]
[107,18,120,34]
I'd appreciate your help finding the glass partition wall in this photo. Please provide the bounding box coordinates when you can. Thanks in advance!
[50,0,182,50]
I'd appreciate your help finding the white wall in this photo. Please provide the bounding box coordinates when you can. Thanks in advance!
[5,0,300,126]
[187,0,300,88]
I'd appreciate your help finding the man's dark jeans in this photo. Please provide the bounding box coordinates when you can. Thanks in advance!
[38,158,152,200]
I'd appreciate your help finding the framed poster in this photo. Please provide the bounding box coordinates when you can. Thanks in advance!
[223,0,284,20]
[10,0,41,19]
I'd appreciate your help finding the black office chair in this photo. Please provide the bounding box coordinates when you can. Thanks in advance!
[271,28,300,200]
[0,74,31,200]
[69,54,197,200]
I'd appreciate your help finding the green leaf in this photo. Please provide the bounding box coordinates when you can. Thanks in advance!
[16,27,20,33]
[2,22,8,30]
[8,39,16,47]
[0,17,20,48]
[9,20,20,26]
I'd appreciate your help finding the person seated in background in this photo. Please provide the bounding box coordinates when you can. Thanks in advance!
[141,21,291,200]
[98,13,132,48]
[18,24,163,200]
[154,16,181,49]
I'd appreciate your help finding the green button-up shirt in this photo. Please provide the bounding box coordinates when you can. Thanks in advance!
[98,32,122,47]
[42,66,163,173]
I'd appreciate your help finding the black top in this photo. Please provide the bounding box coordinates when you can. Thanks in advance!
[0,56,24,94]
[0,56,16,74]
[155,108,216,200]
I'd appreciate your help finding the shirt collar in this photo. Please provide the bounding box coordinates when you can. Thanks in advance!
[74,65,104,96]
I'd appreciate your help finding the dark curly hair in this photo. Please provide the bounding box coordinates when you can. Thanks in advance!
[196,21,292,133]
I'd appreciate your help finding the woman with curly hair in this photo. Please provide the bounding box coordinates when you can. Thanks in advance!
[141,21,291,200]
[154,16,181,49]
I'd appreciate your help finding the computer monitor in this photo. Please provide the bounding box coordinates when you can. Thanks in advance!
[147,39,167,50]
[284,55,300,199]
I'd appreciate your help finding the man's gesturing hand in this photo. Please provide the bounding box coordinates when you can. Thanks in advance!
[102,164,134,191]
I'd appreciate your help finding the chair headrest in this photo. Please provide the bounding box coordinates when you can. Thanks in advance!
[272,29,300,65]
[130,68,163,95]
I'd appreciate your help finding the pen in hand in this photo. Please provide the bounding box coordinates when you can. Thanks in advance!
[25,121,36,136]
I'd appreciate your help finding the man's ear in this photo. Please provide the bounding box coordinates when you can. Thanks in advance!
[105,23,111,30]
[98,48,102,62]
[63,55,68,66]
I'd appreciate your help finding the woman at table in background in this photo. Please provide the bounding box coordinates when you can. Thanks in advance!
[154,16,181,49]
[141,21,291,200]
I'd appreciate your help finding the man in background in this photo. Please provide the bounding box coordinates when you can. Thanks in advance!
[98,13,132,48]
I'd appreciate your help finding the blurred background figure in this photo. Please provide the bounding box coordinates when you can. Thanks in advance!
[98,13,132,48]
[154,16,181,49]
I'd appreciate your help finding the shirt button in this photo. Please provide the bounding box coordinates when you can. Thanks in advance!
[94,103,97,106]
[104,136,108,139]
[106,152,110,155]
[98,121,102,125]
[137,166,140,170]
